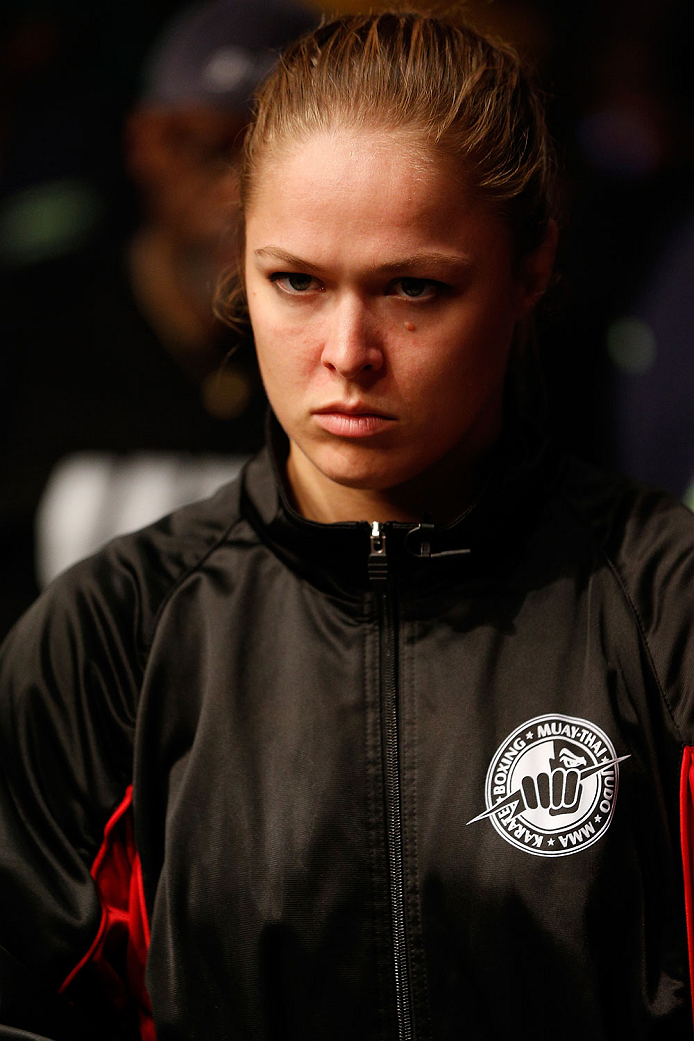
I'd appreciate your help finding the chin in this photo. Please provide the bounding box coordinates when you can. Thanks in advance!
[313,447,421,493]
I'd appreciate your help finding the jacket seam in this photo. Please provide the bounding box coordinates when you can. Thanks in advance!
[601,549,682,741]
[558,490,683,744]
[142,513,248,662]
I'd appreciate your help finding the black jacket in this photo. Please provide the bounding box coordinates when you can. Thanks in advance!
[1,421,694,1040]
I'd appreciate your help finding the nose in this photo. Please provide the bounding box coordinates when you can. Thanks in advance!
[320,295,384,379]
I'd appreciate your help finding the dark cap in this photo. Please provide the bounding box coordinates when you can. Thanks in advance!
[141,0,317,112]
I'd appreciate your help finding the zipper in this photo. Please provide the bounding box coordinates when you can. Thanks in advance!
[368,522,414,1041]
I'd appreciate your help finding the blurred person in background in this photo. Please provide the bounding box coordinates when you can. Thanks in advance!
[0,0,315,641]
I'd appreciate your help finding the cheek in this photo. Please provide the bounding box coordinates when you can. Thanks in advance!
[251,314,318,394]
[395,318,515,421]
[248,276,310,353]
[401,323,508,394]
[443,301,517,375]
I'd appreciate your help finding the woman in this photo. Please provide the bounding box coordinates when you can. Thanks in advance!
[1,11,694,1041]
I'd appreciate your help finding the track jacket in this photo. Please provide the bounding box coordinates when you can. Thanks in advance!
[1,418,694,1040]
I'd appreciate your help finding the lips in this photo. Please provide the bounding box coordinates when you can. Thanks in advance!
[311,403,396,438]
[313,402,394,418]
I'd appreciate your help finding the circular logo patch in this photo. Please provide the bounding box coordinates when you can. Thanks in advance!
[467,714,628,858]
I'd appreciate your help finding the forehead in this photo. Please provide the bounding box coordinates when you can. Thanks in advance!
[245,127,509,262]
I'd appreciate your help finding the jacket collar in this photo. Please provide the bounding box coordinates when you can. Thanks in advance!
[239,411,563,597]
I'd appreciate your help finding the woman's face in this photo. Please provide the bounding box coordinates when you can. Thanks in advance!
[245,127,550,522]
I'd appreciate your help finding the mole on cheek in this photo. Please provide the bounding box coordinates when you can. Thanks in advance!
[404,321,416,332]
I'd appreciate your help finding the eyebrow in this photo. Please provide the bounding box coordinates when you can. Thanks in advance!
[254,247,322,272]
[253,246,472,274]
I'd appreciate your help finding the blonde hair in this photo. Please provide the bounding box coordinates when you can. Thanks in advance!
[217,10,557,327]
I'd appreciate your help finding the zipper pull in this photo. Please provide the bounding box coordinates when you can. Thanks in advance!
[368,521,389,582]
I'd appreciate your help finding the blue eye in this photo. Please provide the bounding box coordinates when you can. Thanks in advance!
[392,277,440,300]
[286,273,314,291]
[399,278,428,297]
[271,272,318,293]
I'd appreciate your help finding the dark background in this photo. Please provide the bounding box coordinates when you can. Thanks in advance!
[2,0,694,635]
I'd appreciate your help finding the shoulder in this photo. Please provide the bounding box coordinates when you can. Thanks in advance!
[1,469,252,680]
[556,455,694,575]
[554,455,694,729]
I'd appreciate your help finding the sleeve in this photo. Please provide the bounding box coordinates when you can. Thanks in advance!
[0,554,146,1039]
[615,489,694,733]
[610,487,694,1033]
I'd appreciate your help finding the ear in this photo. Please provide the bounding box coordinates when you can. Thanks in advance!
[515,219,558,319]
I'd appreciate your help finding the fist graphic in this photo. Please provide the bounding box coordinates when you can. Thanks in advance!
[521,768,582,816]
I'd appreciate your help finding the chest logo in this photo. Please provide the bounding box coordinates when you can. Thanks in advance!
[467,713,629,857]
